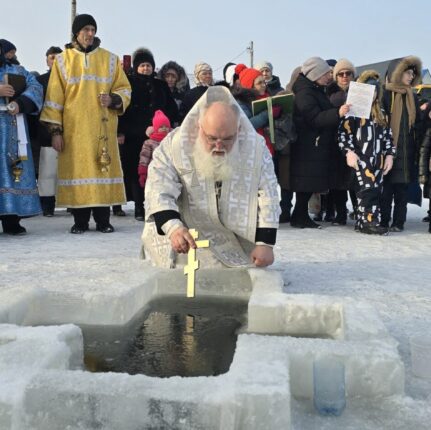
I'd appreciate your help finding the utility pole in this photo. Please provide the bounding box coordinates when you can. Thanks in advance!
[247,41,254,68]
[71,0,77,40]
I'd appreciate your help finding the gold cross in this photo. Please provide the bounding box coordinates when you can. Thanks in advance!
[184,229,209,298]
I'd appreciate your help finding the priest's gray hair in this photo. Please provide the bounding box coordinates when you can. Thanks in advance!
[199,100,240,123]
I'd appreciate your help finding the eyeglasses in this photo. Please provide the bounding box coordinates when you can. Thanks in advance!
[201,127,237,146]
[337,71,353,78]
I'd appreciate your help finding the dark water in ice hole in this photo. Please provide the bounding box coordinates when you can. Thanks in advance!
[82,296,248,377]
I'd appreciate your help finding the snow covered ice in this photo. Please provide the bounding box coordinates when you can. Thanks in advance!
[0,202,430,429]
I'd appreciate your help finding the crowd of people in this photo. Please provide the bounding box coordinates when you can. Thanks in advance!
[1,13,431,253]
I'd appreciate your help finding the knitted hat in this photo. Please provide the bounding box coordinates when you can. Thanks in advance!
[301,57,331,82]
[45,46,63,57]
[0,39,16,54]
[236,63,262,89]
[255,61,273,72]
[326,59,337,68]
[72,14,97,36]
[132,48,155,70]
[333,58,356,78]
[150,110,171,142]
[194,62,213,85]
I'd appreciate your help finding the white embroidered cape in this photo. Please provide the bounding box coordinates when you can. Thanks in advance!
[141,86,280,268]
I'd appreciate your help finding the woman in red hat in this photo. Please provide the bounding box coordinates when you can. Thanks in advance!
[232,64,279,156]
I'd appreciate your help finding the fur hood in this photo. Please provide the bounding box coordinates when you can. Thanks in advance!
[157,61,190,93]
[358,69,382,100]
[386,56,422,86]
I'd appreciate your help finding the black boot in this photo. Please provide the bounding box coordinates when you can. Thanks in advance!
[135,206,145,221]
[1,215,26,235]
[112,205,126,216]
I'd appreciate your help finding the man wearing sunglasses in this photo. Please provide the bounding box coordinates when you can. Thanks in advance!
[141,86,281,269]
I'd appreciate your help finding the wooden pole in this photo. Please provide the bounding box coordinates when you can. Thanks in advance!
[71,0,77,40]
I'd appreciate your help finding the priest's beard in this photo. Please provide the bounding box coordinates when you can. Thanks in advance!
[193,137,240,182]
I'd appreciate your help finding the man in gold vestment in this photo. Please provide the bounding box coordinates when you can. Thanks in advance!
[40,14,131,233]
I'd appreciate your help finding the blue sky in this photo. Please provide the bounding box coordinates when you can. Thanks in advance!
[3,0,430,86]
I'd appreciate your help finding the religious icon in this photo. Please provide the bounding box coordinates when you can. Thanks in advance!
[183,229,209,298]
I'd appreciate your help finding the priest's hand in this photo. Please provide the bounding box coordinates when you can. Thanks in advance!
[170,227,197,254]
[251,245,274,267]
[0,84,15,98]
[52,135,64,152]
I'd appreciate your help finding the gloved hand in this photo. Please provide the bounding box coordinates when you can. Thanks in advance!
[138,165,148,188]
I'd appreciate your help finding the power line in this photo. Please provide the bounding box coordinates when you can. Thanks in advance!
[213,48,248,72]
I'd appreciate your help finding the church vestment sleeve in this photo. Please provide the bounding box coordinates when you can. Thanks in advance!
[145,133,183,221]
[110,57,131,115]
[256,145,281,230]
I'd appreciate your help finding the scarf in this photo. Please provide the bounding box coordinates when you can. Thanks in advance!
[385,83,416,147]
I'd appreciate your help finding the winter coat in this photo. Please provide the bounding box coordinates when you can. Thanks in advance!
[266,75,283,96]
[118,73,178,141]
[382,56,422,184]
[419,110,431,198]
[36,71,52,148]
[138,138,161,189]
[327,82,354,189]
[157,61,190,113]
[382,90,420,183]
[290,73,340,193]
[179,86,208,123]
[338,116,396,164]
[117,72,178,192]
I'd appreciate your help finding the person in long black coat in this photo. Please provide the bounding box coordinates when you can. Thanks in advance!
[325,58,358,224]
[118,48,178,220]
[419,104,431,233]
[380,56,422,232]
[290,57,349,228]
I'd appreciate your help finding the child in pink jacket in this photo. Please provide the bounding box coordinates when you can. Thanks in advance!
[138,110,172,188]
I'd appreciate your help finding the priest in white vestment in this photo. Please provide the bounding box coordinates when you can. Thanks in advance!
[142,86,281,269]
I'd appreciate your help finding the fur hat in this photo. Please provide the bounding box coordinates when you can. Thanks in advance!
[132,48,155,71]
[72,14,97,36]
[255,61,273,72]
[386,56,422,86]
[333,58,356,78]
[236,64,262,89]
[45,46,63,57]
[194,62,213,85]
[301,57,331,82]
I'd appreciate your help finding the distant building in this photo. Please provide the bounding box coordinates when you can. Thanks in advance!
[356,57,428,84]
[356,58,403,82]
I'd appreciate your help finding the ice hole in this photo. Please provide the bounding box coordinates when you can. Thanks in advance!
[82,296,248,377]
